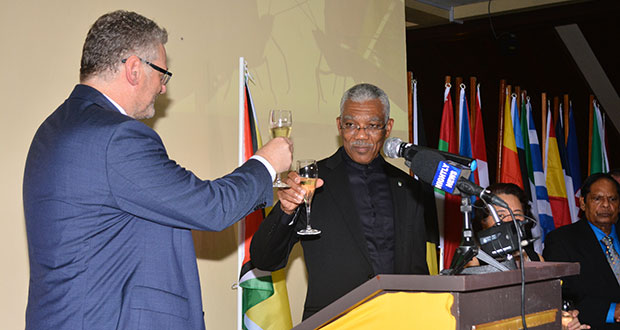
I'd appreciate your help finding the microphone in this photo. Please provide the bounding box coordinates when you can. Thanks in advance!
[384,137,477,171]
[407,149,509,209]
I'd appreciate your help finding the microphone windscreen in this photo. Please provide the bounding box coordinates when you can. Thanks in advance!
[410,150,446,185]
[383,137,403,158]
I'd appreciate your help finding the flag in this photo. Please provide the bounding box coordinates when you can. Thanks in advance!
[238,58,292,330]
[524,98,554,248]
[555,104,578,223]
[544,102,571,229]
[520,95,540,252]
[471,84,489,188]
[458,84,475,208]
[566,101,582,206]
[411,78,439,275]
[589,100,609,175]
[499,92,524,188]
[514,94,531,200]
[436,83,461,270]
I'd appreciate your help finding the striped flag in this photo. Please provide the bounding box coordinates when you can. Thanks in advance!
[437,83,461,270]
[500,93,524,188]
[238,58,292,330]
[520,95,540,252]
[544,102,571,229]
[472,84,489,188]
[524,98,554,246]
[555,104,578,223]
[589,100,609,175]
[411,78,439,275]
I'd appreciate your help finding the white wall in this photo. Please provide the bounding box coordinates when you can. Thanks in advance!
[0,1,409,328]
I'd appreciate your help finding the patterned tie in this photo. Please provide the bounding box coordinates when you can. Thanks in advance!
[601,235,620,285]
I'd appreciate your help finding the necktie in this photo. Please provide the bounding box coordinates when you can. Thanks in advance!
[601,235,620,285]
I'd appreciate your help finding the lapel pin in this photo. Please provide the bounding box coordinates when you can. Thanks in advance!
[398,181,402,187]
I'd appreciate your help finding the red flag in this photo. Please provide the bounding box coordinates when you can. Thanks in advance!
[437,84,461,269]
[472,84,489,188]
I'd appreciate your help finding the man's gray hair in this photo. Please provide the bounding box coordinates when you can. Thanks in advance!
[80,10,168,82]
[339,83,390,123]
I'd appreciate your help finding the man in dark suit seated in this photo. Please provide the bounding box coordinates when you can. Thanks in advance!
[23,10,292,330]
[250,83,436,319]
[544,173,620,329]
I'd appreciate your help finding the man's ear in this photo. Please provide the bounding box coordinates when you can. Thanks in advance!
[579,196,586,211]
[123,56,142,86]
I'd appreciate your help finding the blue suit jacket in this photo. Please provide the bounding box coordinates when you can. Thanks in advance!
[23,85,273,330]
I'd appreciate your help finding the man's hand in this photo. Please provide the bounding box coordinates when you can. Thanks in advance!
[277,172,324,215]
[615,304,620,323]
[562,310,590,330]
[256,137,293,174]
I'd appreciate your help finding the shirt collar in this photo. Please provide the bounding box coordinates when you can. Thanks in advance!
[342,148,385,172]
[588,221,618,240]
[102,94,128,116]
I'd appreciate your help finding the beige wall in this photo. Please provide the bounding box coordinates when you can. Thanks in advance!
[0,1,409,328]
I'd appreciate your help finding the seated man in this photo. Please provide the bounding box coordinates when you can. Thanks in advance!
[250,83,436,319]
[544,173,620,329]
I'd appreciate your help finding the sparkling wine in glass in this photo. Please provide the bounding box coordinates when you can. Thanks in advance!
[297,159,321,235]
[269,110,292,188]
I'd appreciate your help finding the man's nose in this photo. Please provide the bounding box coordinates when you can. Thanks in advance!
[354,127,369,138]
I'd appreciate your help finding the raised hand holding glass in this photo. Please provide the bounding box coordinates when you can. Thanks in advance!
[269,110,292,188]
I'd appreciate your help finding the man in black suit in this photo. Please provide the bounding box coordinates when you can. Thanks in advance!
[250,83,436,319]
[544,173,620,329]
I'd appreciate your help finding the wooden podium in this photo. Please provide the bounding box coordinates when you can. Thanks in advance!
[293,262,579,330]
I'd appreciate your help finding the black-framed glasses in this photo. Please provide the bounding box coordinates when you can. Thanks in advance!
[122,57,172,85]
[339,122,387,135]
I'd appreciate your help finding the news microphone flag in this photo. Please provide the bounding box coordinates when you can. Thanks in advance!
[431,160,463,194]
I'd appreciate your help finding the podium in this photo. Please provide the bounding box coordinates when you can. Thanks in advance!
[293,262,579,330]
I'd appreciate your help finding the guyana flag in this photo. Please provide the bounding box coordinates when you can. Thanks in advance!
[238,59,292,330]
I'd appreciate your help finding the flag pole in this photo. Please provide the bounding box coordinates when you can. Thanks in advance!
[497,80,506,182]
[470,77,476,127]
[564,94,570,145]
[407,72,414,145]
[455,77,463,144]
[237,56,246,330]
[541,93,547,166]
[515,86,521,116]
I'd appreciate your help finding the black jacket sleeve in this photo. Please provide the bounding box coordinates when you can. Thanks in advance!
[249,203,302,271]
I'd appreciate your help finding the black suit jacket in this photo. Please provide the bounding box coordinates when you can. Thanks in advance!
[250,148,433,319]
[543,219,620,329]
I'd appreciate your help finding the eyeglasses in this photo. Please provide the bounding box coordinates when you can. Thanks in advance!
[339,122,387,135]
[497,212,525,222]
[121,57,172,85]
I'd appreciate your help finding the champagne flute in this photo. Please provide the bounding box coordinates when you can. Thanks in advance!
[297,159,321,235]
[269,110,292,188]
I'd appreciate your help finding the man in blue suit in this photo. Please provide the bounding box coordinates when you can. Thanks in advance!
[23,10,292,330]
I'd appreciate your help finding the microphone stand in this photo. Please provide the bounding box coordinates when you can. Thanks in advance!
[440,195,510,275]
